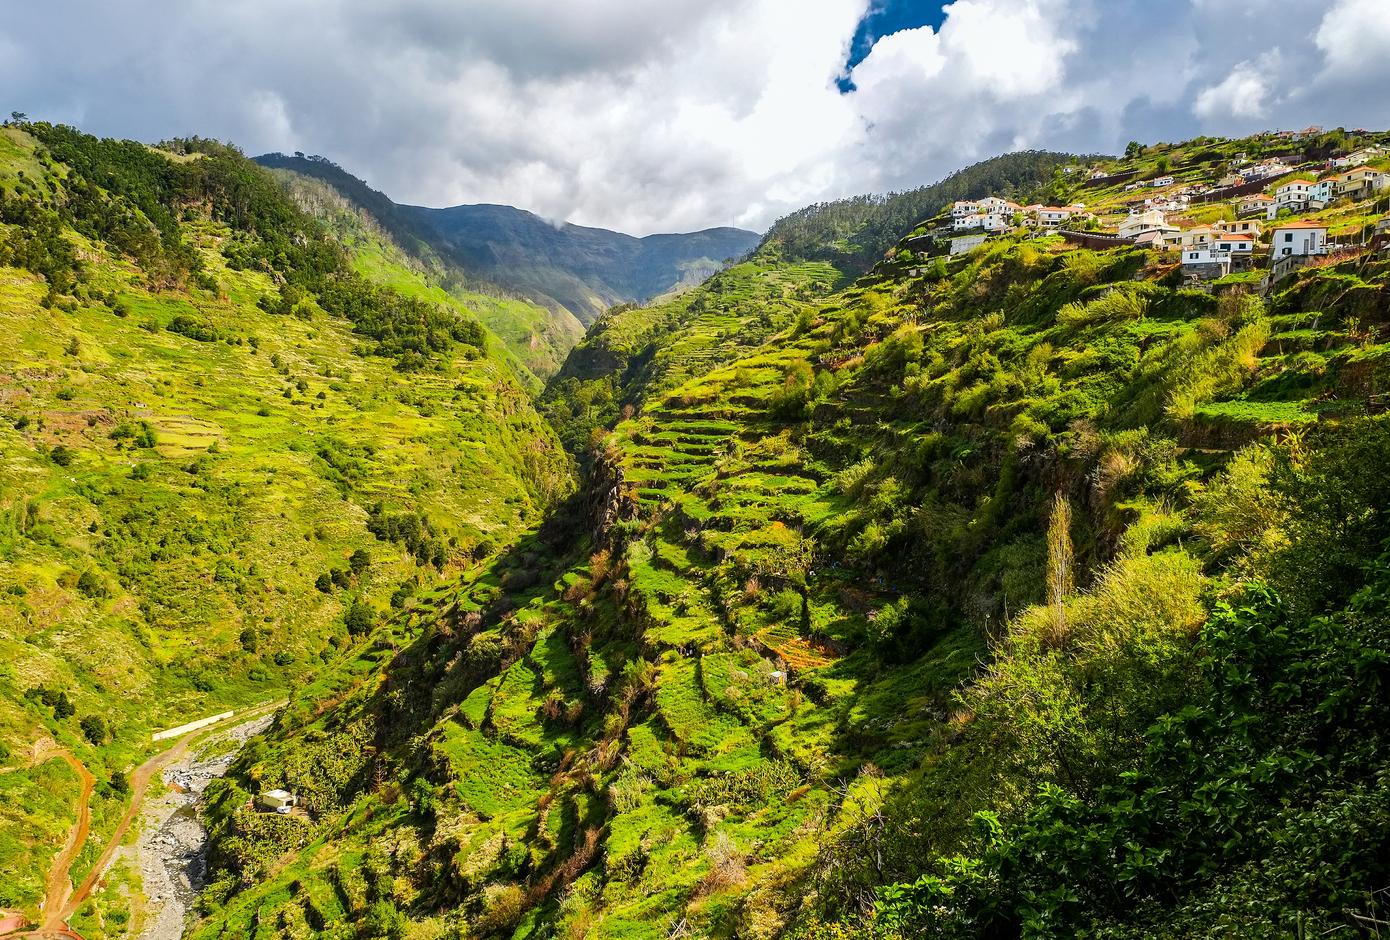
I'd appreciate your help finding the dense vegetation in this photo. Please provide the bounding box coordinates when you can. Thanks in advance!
[186,128,1390,939]
[254,151,760,350]
[256,153,585,379]
[0,122,569,923]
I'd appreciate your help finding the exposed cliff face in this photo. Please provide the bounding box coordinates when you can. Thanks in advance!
[587,449,640,549]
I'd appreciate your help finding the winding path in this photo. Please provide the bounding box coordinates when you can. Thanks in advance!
[0,700,283,940]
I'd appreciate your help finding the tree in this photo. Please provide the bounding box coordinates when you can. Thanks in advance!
[80,714,110,745]
[1046,492,1074,634]
[1125,141,1144,159]
[9,111,26,125]
[52,690,75,720]
[348,548,372,576]
[109,770,129,795]
[345,600,376,637]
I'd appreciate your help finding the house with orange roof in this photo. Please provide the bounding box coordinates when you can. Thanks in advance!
[1213,232,1256,267]
[1030,205,1074,228]
[1238,193,1275,216]
[1331,166,1384,199]
[1275,179,1316,212]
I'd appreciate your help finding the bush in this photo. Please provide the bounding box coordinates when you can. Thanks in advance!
[80,714,109,744]
[345,600,376,637]
[75,568,106,598]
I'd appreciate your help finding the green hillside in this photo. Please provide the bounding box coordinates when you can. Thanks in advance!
[253,152,760,335]
[254,154,586,380]
[186,128,1390,939]
[0,123,571,918]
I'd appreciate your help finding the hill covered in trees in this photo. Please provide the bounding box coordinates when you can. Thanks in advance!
[761,149,1080,269]
[183,128,1390,939]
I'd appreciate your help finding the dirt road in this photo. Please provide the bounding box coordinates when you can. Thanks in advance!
[0,700,282,940]
[32,746,95,933]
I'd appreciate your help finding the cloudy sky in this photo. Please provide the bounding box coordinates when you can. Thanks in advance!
[4,0,1390,234]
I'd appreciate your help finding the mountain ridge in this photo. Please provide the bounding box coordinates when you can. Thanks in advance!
[255,152,762,328]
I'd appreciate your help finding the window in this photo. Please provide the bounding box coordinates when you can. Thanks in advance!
[1285,233,1293,242]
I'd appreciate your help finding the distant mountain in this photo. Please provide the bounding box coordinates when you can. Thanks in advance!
[254,153,761,326]
[401,204,759,324]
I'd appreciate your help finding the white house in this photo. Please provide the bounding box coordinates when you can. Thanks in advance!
[1238,194,1275,216]
[1240,160,1287,181]
[1275,179,1316,211]
[1214,219,1262,238]
[1309,180,1334,208]
[1118,209,1176,240]
[952,198,1021,232]
[1181,248,1232,278]
[978,196,1020,215]
[1269,222,1330,258]
[1031,206,1074,228]
[979,212,1012,232]
[1213,233,1256,259]
[1151,175,1175,187]
[257,789,298,813]
[1330,147,1382,169]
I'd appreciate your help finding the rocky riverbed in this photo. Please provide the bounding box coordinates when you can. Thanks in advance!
[133,714,273,940]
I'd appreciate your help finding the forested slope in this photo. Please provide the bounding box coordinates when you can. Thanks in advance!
[255,154,585,380]
[0,123,570,919]
[195,129,1390,938]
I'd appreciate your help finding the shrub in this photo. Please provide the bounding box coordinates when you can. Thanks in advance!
[345,600,376,637]
[80,714,109,744]
[75,569,106,597]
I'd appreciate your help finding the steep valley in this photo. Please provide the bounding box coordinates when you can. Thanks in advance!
[3,121,1390,940]
[191,134,1390,938]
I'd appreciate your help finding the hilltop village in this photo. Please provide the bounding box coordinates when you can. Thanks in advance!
[919,127,1390,287]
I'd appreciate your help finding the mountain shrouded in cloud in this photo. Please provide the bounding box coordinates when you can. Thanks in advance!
[3,1,1390,232]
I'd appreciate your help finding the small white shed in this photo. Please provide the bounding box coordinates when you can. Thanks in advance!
[257,788,298,812]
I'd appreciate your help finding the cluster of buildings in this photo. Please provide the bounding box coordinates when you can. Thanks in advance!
[951,197,1082,232]
[935,137,1389,285]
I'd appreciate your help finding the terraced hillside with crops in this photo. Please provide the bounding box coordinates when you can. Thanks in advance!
[191,130,1390,939]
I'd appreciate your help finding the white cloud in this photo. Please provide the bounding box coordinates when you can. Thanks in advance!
[1315,0,1390,76]
[1193,54,1279,121]
[2,0,1389,234]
